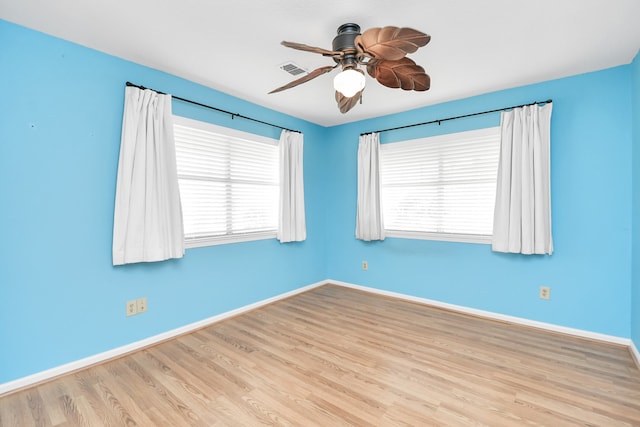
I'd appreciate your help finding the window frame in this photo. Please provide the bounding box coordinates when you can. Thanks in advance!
[173,115,280,249]
[379,126,501,245]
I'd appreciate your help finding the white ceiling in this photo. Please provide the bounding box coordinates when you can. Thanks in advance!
[2,0,640,126]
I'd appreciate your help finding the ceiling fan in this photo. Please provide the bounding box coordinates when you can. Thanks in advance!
[269,23,431,114]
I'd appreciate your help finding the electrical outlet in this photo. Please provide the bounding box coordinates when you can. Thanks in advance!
[539,286,551,300]
[362,261,368,271]
[126,300,138,316]
[126,297,148,316]
[137,297,147,314]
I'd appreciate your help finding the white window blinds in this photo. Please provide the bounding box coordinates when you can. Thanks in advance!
[379,127,500,243]
[173,116,279,247]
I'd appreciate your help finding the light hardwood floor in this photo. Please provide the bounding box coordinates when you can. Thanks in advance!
[1,284,639,426]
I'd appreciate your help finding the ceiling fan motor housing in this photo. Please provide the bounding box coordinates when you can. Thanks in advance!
[333,23,361,68]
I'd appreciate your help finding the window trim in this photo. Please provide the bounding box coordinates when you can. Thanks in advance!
[379,126,500,245]
[384,230,492,245]
[184,230,277,249]
[173,115,279,248]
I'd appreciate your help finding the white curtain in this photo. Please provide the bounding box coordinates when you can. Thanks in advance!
[277,130,306,242]
[112,86,184,265]
[492,103,553,255]
[356,133,385,241]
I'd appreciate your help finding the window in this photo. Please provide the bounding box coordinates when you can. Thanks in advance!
[173,116,279,247]
[379,127,500,243]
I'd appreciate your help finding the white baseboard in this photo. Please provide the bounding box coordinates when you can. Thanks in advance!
[328,279,632,347]
[631,341,640,370]
[1,278,636,396]
[0,280,326,397]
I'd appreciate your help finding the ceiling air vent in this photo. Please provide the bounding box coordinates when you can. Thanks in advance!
[279,62,307,76]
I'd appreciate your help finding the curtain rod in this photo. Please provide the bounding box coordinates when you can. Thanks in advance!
[125,82,300,133]
[361,99,552,136]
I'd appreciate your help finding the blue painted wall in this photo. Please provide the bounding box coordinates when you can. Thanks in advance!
[0,20,327,383]
[1,18,637,384]
[632,50,640,350]
[325,66,633,338]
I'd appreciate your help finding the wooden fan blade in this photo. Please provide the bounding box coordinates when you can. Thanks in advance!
[335,89,363,114]
[355,27,430,61]
[281,41,342,57]
[367,57,430,91]
[269,65,338,94]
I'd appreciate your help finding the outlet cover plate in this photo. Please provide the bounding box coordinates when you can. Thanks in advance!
[126,300,138,316]
[137,297,147,314]
[539,286,551,300]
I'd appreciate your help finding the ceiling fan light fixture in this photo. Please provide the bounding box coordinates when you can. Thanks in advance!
[333,68,365,98]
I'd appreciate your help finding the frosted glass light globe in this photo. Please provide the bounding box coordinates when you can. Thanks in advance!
[333,69,366,98]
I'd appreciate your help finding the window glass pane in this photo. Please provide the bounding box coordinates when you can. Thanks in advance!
[382,185,440,233]
[380,127,500,241]
[231,183,279,233]
[178,179,227,238]
[173,116,279,246]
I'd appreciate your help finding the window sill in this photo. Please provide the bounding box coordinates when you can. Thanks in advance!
[384,230,492,245]
[185,231,277,248]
